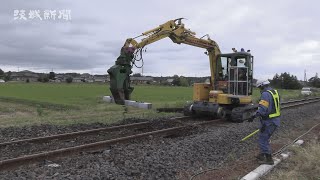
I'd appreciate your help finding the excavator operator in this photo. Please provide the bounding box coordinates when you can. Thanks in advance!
[248,80,281,165]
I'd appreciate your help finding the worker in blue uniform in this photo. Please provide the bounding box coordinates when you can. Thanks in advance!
[249,80,281,165]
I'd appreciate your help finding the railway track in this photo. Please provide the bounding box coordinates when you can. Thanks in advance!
[281,97,320,108]
[0,97,319,170]
[0,117,224,170]
[157,97,320,112]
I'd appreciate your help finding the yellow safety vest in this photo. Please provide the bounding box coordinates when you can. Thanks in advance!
[267,90,281,118]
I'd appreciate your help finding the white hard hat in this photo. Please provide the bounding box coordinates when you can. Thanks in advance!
[256,80,270,87]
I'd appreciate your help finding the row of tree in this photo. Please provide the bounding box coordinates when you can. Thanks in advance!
[133,73,208,87]
[269,72,320,89]
[1,69,320,88]
[269,72,302,89]
[166,72,320,89]
[0,69,11,81]
[308,73,320,88]
[155,72,320,89]
[0,69,74,83]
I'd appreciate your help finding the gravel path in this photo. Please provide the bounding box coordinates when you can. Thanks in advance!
[0,102,319,180]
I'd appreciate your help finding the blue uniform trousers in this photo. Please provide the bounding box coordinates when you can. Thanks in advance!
[258,119,278,154]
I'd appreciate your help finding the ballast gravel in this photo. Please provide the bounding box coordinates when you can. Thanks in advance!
[0,102,319,180]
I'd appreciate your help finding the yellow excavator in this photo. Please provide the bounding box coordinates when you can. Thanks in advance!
[108,18,256,122]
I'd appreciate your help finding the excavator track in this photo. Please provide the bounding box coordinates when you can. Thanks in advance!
[230,104,258,123]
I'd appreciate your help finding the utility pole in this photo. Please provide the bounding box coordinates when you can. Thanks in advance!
[304,69,307,82]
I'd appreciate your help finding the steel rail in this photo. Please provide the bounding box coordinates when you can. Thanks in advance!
[0,119,223,170]
[281,97,320,105]
[0,121,152,147]
[157,97,320,113]
[282,99,320,109]
[0,116,192,148]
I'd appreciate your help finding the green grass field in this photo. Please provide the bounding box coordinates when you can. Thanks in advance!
[0,83,192,108]
[0,83,193,127]
[0,82,317,127]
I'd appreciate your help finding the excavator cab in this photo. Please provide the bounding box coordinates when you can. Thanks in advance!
[215,52,253,96]
[190,51,255,122]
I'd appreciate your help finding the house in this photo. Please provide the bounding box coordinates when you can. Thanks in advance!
[85,78,94,83]
[81,73,94,82]
[51,79,62,83]
[10,70,39,82]
[166,78,174,83]
[73,77,83,83]
[94,75,109,83]
[55,74,65,82]
[131,76,154,84]
[81,73,91,79]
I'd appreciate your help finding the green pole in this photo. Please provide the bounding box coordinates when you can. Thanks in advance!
[240,129,260,142]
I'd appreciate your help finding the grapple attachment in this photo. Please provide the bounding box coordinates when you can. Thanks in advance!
[107,47,135,105]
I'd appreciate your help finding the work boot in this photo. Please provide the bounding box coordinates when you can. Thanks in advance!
[255,153,265,161]
[265,154,274,165]
[258,154,274,165]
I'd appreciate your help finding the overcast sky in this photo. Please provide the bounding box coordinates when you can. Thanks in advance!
[0,0,319,80]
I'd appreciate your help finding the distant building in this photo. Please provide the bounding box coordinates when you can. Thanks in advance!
[94,75,109,83]
[50,79,61,83]
[85,78,94,83]
[55,74,65,82]
[81,73,94,82]
[10,70,39,82]
[73,77,83,83]
[166,78,174,83]
[65,73,81,78]
[81,73,91,79]
[131,76,154,84]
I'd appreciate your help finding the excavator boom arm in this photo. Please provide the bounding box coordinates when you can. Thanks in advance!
[107,18,221,104]
[170,35,220,85]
